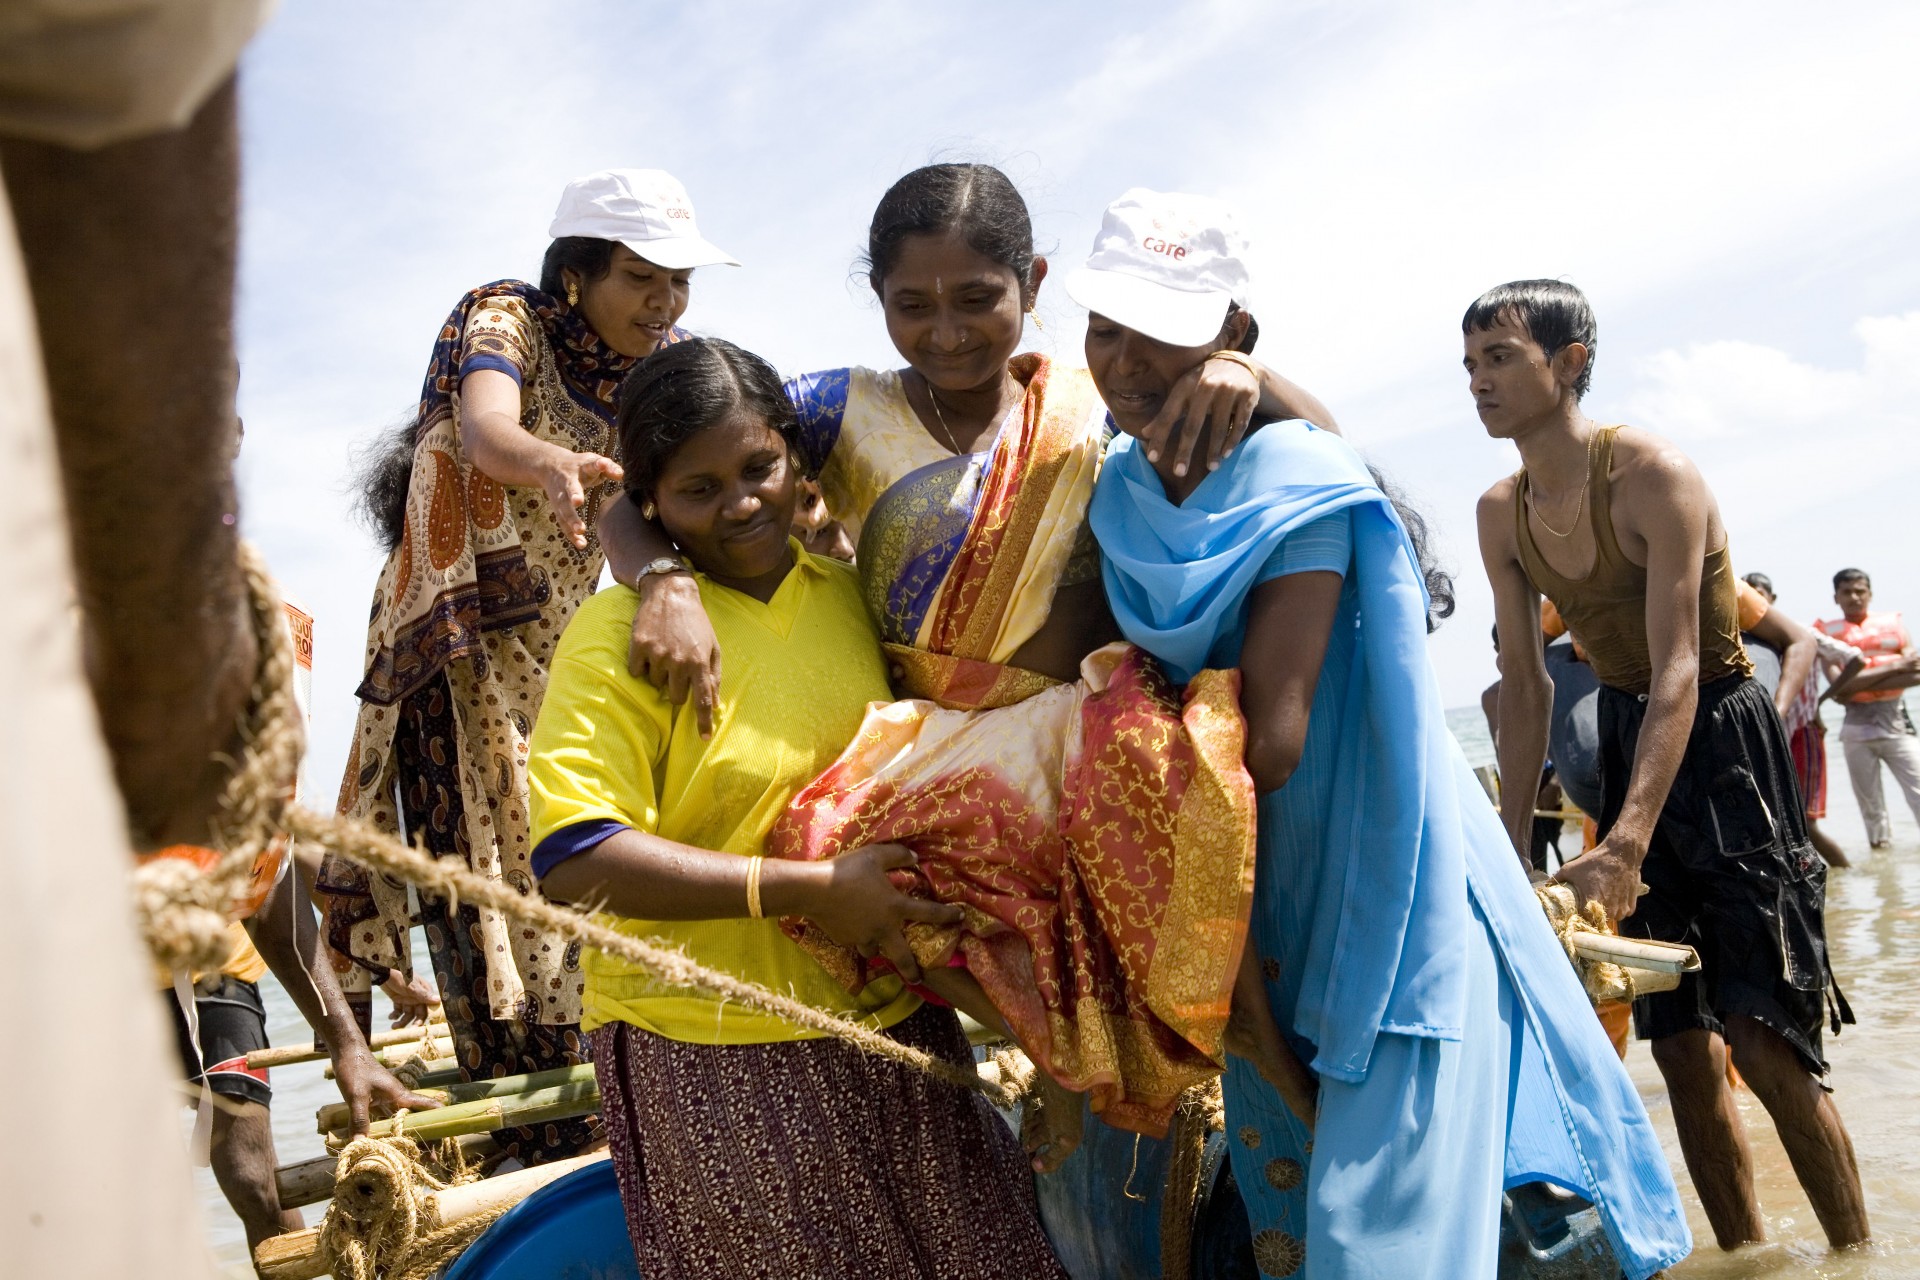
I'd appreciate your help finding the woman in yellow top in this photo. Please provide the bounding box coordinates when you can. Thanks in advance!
[529,337,1067,1280]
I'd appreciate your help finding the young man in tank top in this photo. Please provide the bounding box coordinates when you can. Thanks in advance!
[1467,280,1869,1253]
[1817,567,1920,848]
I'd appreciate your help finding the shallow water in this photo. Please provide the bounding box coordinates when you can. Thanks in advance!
[195,705,1920,1277]
[1451,702,1920,1279]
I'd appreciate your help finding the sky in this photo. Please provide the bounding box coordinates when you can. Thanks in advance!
[231,0,1920,794]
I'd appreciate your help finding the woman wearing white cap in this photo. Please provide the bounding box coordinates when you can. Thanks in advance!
[603,164,1334,1163]
[319,169,738,1162]
[1076,189,1691,1279]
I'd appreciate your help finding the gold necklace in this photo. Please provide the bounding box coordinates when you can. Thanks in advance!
[921,379,965,454]
[1529,426,1599,539]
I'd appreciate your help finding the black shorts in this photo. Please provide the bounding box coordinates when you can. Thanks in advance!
[166,974,273,1107]
[1597,675,1851,1074]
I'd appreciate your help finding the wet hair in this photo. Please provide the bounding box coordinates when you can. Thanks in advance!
[1461,279,1597,399]
[1743,571,1775,599]
[1834,567,1871,591]
[615,337,800,499]
[862,163,1037,293]
[539,237,618,297]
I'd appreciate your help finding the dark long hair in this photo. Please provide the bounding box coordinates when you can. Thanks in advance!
[615,338,800,499]
[861,163,1037,293]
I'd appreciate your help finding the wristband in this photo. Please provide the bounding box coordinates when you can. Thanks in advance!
[1204,350,1260,378]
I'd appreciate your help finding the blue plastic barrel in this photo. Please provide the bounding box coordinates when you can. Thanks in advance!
[439,1160,639,1280]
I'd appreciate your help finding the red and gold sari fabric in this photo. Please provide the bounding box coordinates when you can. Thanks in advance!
[769,358,1258,1137]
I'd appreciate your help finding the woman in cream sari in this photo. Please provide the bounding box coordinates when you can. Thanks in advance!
[604,163,1331,1150]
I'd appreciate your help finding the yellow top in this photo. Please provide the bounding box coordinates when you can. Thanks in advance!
[528,541,920,1043]
[153,922,267,991]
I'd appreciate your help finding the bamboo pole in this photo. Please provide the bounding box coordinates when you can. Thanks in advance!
[247,1015,448,1070]
[422,1150,609,1227]
[318,1039,455,1076]
[335,1074,603,1145]
[321,1049,457,1081]
[1570,933,1700,975]
[274,1134,499,1210]
[255,1227,327,1280]
[316,1063,596,1134]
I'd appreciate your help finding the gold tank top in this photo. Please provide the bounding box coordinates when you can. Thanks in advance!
[1514,425,1752,696]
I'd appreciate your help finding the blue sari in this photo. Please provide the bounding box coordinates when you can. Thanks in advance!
[1090,423,1689,1280]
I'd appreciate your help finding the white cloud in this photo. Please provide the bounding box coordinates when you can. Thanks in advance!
[229,0,1920,776]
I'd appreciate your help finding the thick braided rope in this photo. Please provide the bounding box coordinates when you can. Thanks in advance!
[1158,1078,1226,1280]
[1535,881,1635,1004]
[286,806,1016,1107]
[318,1134,505,1280]
[132,541,303,972]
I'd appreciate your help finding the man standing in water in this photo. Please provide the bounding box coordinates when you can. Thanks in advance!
[1817,568,1920,849]
[1469,280,1869,1252]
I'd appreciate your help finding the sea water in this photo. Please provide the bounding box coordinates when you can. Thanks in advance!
[194,701,1920,1278]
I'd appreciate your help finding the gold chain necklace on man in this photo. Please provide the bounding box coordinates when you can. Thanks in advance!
[1529,426,1600,539]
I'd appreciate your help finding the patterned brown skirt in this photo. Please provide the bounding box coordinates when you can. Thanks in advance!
[589,1004,1068,1280]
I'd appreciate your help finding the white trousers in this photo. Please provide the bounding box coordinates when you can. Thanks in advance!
[1842,733,1920,847]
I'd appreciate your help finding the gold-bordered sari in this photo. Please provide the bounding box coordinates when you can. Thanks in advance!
[770,355,1258,1136]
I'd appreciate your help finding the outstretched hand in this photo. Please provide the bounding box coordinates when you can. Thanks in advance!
[541,450,624,550]
[802,843,963,985]
[331,1042,444,1137]
[1138,355,1260,477]
[381,970,441,1029]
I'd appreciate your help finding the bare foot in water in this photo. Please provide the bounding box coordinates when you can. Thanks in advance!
[1227,950,1318,1128]
[1022,1072,1086,1174]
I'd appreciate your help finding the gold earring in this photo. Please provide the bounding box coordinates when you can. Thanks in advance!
[1027,305,1045,333]
[566,282,580,306]
[641,501,656,521]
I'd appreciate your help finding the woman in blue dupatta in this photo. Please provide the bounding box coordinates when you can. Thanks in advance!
[1071,190,1691,1280]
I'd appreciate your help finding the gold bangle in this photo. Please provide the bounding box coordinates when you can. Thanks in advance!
[745,855,765,919]
[1205,349,1260,377]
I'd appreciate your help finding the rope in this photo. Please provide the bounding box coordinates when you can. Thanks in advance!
[316,1134,506,1280]
[1535,881,1635,1004]
[286,806,1016,1108]
[1158,1079,1225,1280]
[132,541,303,972]
[131,539,1014,1109]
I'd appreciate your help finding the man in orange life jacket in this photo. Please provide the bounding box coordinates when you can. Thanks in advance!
[1817,568,1920,848]
[1471,279,1868,1254]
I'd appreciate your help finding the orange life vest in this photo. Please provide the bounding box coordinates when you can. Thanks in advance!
[1817,611,1908,702]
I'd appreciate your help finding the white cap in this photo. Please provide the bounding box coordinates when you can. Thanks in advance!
[1063,189,1252,347]
[547,168,740,270]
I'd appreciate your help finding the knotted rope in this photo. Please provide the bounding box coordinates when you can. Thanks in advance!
[1159,1079,1226,1280]
[132,543,1015,1110]
[283,806,1015,1107]
[1535,881,1635,1004]
[133,541,303,973]
[317,1133,503,1280]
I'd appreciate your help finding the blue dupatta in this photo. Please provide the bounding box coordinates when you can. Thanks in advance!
[1090,422,1690,1278]
[1093,424,1468,1081]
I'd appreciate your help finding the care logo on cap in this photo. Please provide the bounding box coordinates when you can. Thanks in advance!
[1063,188,1254,348]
